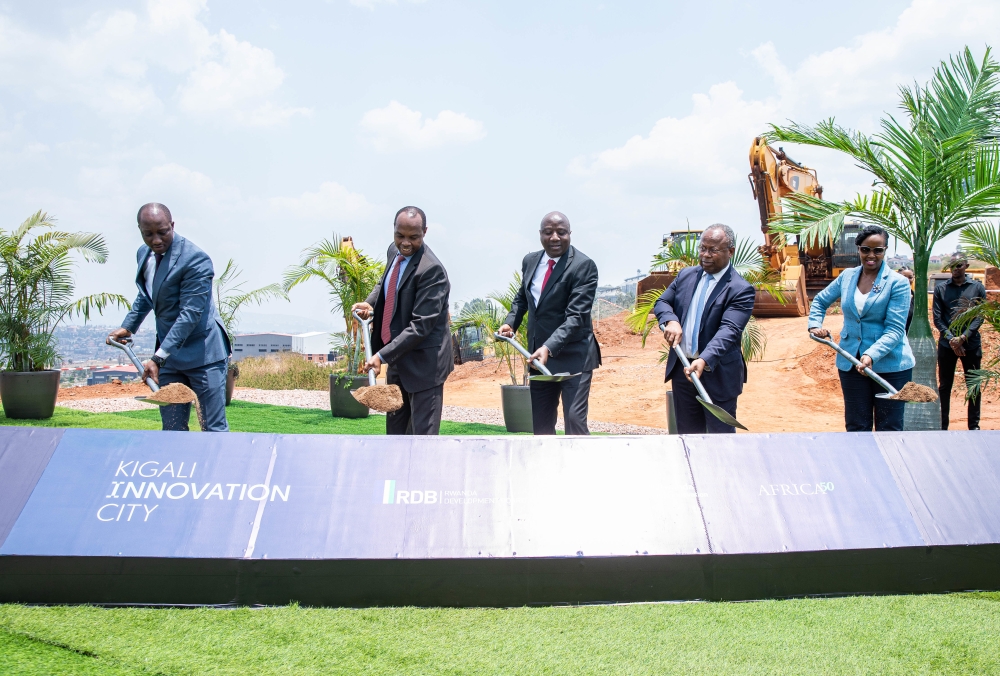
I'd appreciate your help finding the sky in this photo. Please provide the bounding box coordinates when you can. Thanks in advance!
[0,0,997,332]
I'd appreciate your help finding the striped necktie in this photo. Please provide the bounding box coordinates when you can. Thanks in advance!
[381,255,404,345]
[688,272,713,356]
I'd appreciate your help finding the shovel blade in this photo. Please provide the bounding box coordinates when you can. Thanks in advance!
[696,396,748,431]
[528,372,582,382]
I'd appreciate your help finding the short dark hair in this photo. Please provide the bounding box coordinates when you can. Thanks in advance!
[137,203,172,224]
[394,206,426,229]
[947,253,969,269]
[854,224,889,247]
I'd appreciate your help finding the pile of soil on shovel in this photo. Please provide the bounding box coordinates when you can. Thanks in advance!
[145,383,206,430]
[889,382,938,402]
[352,385,403,413]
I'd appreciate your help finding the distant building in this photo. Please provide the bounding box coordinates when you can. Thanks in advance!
[292,331,336,364]
[231,333,293,361]
[87,364,139,385]
[231,331,335,363]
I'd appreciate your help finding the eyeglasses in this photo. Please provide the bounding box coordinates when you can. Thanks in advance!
[858,246,886,255]
[699,246,726,256]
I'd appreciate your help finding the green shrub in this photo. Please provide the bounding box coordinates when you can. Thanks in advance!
[236,353,340,390]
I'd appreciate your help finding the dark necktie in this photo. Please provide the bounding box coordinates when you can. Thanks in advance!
[154,252,164,271]
[381,255,404,345]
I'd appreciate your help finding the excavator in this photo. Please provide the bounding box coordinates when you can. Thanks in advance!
[748,136,862,317]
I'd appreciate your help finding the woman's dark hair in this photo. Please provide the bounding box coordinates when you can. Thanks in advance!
[855,224,889,247]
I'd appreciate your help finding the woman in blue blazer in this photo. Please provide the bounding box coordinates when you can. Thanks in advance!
[808,225,915,431]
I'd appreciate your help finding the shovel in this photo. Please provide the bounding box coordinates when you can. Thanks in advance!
[105,335,205,429]
[493,333,581,382]
[808,333,937,402]
[350,311,404,413]
[672,345,748,430]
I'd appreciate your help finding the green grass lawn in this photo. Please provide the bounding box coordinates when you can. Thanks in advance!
[0,400,509,435]
[2,594,1000,674]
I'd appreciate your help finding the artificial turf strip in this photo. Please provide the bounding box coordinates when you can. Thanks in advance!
[0,400,510,435]
[3,595,1000,675]
[0,627,138,676]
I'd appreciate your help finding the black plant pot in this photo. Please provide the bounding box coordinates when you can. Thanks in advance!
[225,368,237,406]
[330,374,370,419]
[501,384,532,433]
[0,370,61,419]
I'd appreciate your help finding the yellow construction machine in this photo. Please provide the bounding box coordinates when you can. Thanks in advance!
[749,136,869,318]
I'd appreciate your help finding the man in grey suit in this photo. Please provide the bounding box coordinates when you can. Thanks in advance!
[109,203,231,432]
[352,206,452,435]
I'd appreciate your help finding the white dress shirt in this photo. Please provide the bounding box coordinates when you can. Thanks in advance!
[681,263,730,358]
[144,251,169,360]
[530,254,560,305]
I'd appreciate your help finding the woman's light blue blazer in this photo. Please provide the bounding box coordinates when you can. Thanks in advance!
[808,261,915,373]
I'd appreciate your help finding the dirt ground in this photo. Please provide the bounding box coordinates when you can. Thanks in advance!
[57,314,998,433]
[443,313,999,433]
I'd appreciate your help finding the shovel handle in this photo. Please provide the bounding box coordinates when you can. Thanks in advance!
[105,336,159,392]
[672,345,714,404]
[808,332,898,395]
[352,310,377,386]
[493,333,553,376]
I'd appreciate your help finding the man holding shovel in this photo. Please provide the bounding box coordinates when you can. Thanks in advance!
[499,211,601,435]
[654,224,755,434]
[351,206,453,435]
[109,203,231,432]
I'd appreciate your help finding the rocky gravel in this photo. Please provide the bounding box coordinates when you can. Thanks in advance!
[57,387,668,435]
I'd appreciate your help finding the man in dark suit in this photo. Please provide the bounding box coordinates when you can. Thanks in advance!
[499,211,601,435]
[352,206,453,435]
[654,223,754,434]
[109,203,231,432]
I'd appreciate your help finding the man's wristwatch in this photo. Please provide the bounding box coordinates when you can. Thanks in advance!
[150,354,166,367]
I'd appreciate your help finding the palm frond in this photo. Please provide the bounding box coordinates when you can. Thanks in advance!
[959,221,1000,268]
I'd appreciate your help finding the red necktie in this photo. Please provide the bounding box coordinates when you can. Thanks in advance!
[540,259,556,295]
[381,255,404,344]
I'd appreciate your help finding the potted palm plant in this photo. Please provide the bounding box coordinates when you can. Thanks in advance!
[453,273,534,432]
[0,211,130,419]
[213,259,287,405]
[283,235,384,418]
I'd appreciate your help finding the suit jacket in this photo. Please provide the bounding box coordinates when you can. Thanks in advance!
[504,246,602,374]
[121,234,230,371]
[653,265,755,402]
[809,261,915,373]
[365,243,453,393]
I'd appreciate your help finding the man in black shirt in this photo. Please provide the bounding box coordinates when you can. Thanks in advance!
[933,254,987,430]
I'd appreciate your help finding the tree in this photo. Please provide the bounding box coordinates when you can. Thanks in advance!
[282,235,384,375]
[0,211,130,371]
[766,47,1000,429]
[452,273,531,385]
[626,235,783,365]
[213,259,287,370]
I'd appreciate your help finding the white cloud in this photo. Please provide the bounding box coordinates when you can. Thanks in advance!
[360,101,485,152]
[348,0,426,10]
[574,0,999,205]
[140,163,216,196]
[0,0,308,126]
[178,30,310,126]
[270,181,377,220]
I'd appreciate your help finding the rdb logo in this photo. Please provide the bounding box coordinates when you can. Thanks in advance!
[380,480,438,505]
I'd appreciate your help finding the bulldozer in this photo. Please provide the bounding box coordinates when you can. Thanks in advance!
[748,136,863,317]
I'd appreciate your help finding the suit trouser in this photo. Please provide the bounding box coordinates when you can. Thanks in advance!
[385,367,444,435]
[529,370,593,435]
[838,366,910,432]
[670,366,738,434]
[938,344,982,430]
[157,358,229,432]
